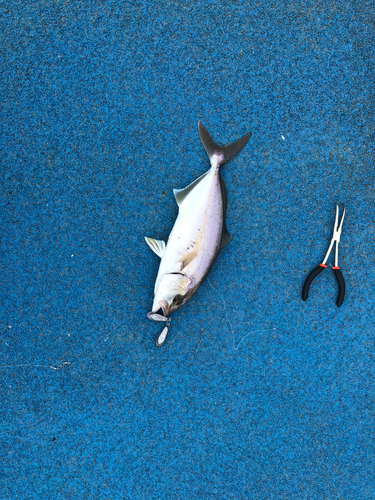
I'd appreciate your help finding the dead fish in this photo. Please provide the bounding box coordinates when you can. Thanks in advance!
[145,121,251,346]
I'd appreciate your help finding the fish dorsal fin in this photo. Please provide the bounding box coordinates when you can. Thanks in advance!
[144,237,166,258]
[219,173,232,249]
[173,170,209,207]
[220,227,232,249]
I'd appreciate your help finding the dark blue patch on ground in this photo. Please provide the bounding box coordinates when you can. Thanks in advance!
[1,1,374,498]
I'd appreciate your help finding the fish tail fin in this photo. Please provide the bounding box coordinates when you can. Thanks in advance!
[198,121,252,168]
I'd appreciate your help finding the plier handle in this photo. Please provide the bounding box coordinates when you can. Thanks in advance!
[302,204,346,307]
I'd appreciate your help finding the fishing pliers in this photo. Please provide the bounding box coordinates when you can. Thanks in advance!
[302,204,346,307]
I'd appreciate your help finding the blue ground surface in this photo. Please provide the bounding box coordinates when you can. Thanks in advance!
[1,1,374,498]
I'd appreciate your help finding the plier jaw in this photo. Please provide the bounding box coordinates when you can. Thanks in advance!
[332,203,345,243]
[302,204,346,307]
[322,204,346,267]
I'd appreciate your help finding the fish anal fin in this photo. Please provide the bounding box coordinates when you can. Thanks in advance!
[173,170,209,207]
[145,237,166,258]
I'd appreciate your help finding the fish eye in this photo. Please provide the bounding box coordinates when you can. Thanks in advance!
[172,295,183,305]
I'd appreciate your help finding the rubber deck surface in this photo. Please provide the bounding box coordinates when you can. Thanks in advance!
[1,1,374,498]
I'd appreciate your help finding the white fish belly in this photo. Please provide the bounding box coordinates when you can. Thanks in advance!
[156,168,223,289]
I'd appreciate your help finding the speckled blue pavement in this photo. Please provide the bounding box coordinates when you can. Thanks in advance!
[1,1,374,499]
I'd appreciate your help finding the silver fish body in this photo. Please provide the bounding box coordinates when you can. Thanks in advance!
[145,122,251,322]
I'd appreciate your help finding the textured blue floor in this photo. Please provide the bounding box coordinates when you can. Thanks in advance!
[1,1,375,498]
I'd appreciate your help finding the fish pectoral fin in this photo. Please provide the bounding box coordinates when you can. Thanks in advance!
[173,170,209,207]
[144,237,166,258]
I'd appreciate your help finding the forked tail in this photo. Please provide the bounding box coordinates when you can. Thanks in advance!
[198,121,252,168]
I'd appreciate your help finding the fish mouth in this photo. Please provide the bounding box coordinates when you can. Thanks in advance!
[152,300,169,317]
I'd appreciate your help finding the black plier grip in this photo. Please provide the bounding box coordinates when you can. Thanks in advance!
[302,263,345,307]
[332,267,345,307]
